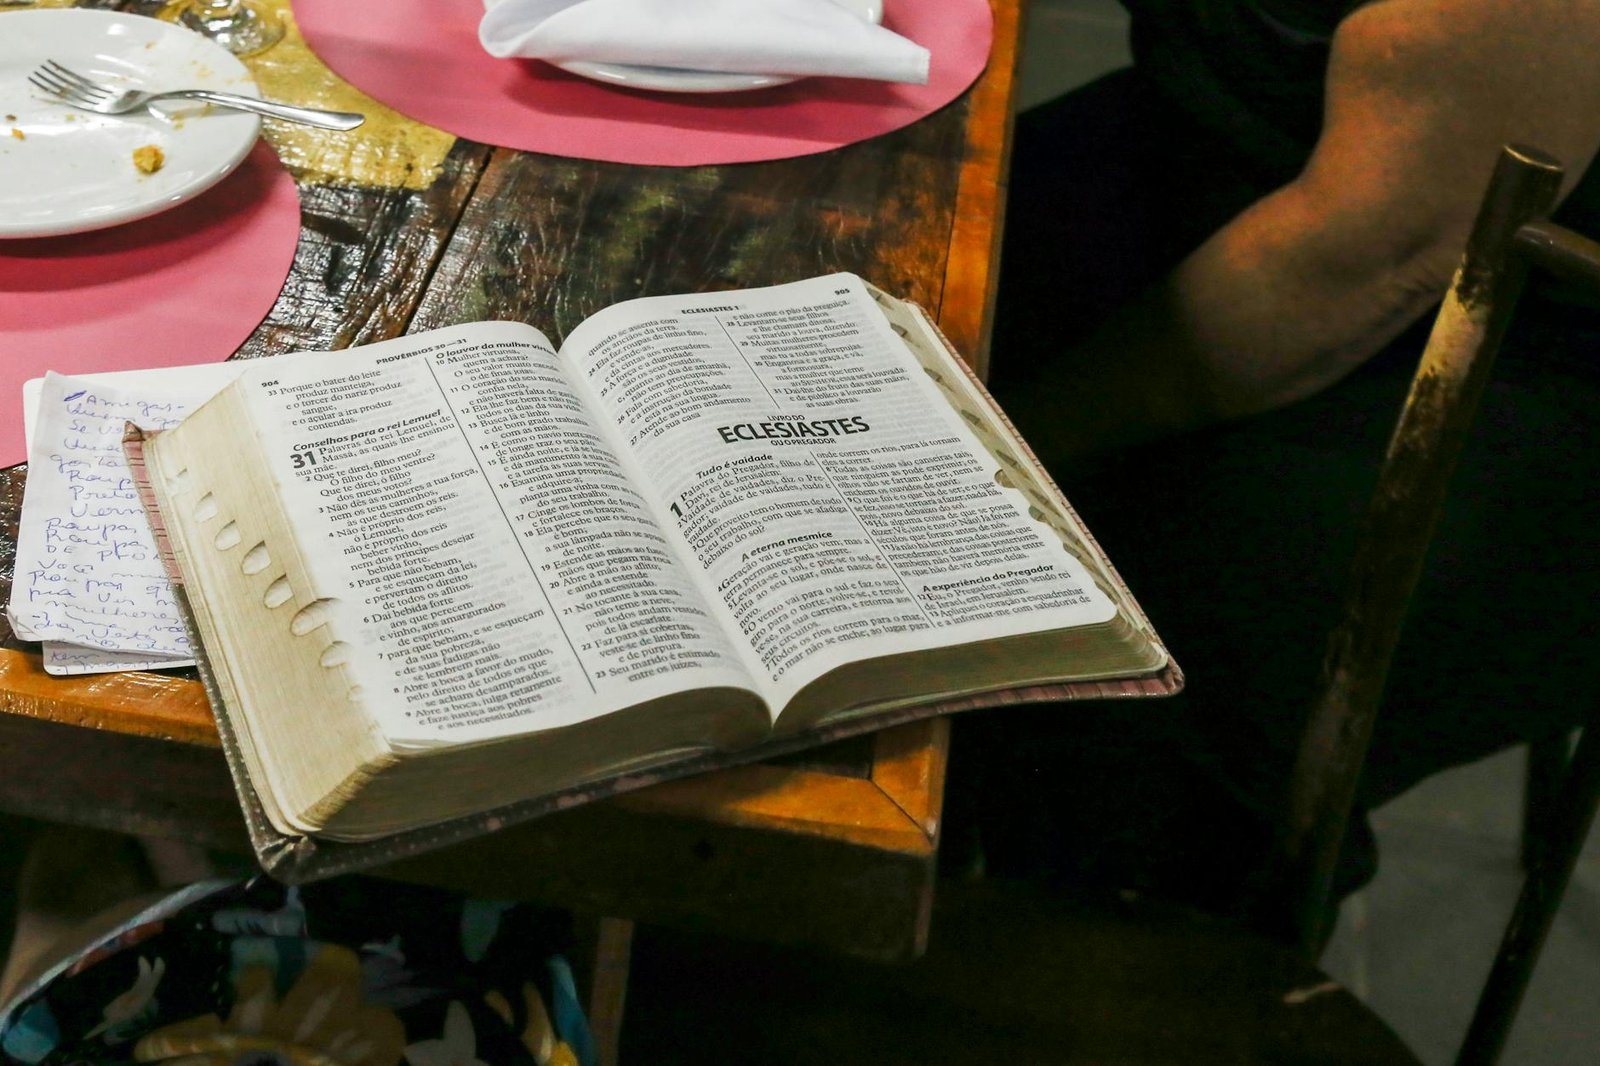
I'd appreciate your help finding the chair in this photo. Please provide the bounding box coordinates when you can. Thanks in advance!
[615,144,1600,1065]
[1271,141,1600,1065]
[1431,147,1600,1066]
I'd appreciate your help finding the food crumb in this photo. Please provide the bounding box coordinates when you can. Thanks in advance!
[132,144,165,174]
[9,128,22,141]
[4,114,15,122]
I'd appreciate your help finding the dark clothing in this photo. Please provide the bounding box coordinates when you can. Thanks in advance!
[1128,0,1600,228]
[1122,0,1356,180]
[946,13,1600,913]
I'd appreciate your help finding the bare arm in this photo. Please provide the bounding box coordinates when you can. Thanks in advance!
[1019,0,1600,461]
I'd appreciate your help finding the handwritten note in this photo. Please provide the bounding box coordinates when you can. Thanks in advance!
[43,644,194,676]
[7,373,225,672]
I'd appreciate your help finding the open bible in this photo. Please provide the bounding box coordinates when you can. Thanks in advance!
[132,274,1178,876]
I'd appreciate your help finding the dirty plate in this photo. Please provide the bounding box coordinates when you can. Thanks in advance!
[0,8,260,238]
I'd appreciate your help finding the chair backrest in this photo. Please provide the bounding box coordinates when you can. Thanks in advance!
[1257,143,1600,1063]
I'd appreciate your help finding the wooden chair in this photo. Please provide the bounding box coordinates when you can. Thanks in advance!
[1437,147,1600,1066]
[616,144,1600,1065]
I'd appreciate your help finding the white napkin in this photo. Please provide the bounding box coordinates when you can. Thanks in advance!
[479,0,931,85]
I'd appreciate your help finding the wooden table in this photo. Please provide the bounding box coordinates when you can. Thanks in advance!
[0,0,1021,998]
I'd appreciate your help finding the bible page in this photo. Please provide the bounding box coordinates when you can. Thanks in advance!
[561,274,1120,710]
[229,322,756,747]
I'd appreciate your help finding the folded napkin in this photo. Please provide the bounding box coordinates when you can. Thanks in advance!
[479,0,931,85]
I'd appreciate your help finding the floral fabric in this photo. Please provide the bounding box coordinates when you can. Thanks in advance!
[0,877,595,1066]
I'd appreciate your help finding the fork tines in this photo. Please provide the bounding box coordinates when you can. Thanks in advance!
[28,60,116,106]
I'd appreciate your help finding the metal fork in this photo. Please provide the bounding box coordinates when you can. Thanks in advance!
[28,60,366,131]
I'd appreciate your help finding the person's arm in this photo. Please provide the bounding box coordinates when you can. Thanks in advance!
[1022,0,1600,461]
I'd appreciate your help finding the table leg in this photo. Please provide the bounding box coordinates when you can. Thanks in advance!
[580,916,634,1066]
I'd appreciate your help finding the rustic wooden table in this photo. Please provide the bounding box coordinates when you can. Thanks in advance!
[0,0,1022,1025]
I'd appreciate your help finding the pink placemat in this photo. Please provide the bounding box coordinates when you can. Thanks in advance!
[0,142,301,468]
[293,0,992,166]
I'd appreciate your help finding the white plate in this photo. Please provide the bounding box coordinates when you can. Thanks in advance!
[0,9,261,239]
[558,0,883,94]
